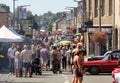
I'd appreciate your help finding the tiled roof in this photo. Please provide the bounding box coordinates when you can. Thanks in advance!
[0,4,9,13]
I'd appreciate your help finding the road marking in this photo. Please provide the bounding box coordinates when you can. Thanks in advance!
[62,74,70,83]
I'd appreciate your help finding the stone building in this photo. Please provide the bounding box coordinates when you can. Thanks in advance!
[85,0,115,55]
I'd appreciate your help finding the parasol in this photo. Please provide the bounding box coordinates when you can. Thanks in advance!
[58,39,71,45]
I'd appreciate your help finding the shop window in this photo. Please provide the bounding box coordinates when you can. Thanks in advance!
[94,0,98,17]
[109,0,112,16]
[101,0,105,16]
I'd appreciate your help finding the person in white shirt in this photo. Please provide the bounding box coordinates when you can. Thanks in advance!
[7,43,16,74]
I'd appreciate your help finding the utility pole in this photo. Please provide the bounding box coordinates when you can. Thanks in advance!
[112,0,116,50]
[13,0,18,29]
[13,0,15,28]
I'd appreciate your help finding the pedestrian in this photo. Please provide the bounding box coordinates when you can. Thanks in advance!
[36,44,41,58]
[74,43,84,62]
[72,50,84,83]
[14,51,22,77]
[40,44,49,71]
[65,47,72,72]
[21,45,32,77]
[61,46,67,69]
[31,44,36,59]
[7,43,16,74]
[16,44,23,77]
[71,44,76,74]
[51,45,61,74]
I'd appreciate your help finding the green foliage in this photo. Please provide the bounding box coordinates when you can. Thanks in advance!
[26,10,65,31]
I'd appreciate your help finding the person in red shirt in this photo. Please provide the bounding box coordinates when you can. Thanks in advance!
[75,36,81,44]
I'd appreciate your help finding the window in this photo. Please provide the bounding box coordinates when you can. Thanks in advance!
[89,0,92,20]
[101,0,105,16]
[94,0,98,17]
[89,0,92,11]
[109,0,112,16]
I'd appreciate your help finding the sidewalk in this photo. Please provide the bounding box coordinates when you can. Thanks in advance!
[0,73,10,83]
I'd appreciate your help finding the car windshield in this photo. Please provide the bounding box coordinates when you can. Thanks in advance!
[103,51,120,60]
[103,53,110,60]
[103,51,111,56]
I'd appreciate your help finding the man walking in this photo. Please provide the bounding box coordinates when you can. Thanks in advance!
[21,45,32,77]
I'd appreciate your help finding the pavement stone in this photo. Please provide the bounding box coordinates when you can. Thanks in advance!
[0,73,10,83]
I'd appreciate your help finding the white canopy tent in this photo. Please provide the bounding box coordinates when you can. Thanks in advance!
[0,25,23,42]
[9,27,25,39]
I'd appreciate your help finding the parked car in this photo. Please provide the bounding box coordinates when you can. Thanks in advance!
[84,50,120,75]
[112,67,120,83]
[87,51,111,61]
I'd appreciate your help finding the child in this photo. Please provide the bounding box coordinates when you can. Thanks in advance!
[14,51,21,77]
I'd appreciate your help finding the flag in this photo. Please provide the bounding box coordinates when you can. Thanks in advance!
[66,11,71,20]
[70,9,74,19]
[18,7,27,19]
[79,2,84,15]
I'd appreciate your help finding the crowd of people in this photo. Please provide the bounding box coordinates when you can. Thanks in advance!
[7,41,85,83]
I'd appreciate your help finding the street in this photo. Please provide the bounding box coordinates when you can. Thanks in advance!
[0,70,113,83]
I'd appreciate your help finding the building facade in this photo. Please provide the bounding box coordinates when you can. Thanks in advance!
[0,4,10,28]
[115,0,120,49]
[84,0,120,56]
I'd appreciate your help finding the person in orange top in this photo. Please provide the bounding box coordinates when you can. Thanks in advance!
[75,36,81,44]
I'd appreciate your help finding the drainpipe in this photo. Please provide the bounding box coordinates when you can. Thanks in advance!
[99,0,101,31]
[112,0,116,50]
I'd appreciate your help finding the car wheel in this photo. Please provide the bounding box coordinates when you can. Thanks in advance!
[89,66,99,75]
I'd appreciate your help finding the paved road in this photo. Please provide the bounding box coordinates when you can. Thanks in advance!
[0,70,113,83]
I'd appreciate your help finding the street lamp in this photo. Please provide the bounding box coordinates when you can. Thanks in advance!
[73,0,82,2]
[13,0,18,29]
[65,6,76,9]
[19,5,31,8]
[65,7,76,30]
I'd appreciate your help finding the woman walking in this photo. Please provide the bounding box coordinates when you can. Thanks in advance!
[14,51,22,77]
[72,49,84,83]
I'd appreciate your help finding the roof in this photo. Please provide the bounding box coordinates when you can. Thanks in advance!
[0,7,7,13]
[0,4,9,13]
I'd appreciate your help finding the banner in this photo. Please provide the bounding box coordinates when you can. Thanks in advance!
[18,7,27,19]
[78,2,84,15]
[70,9,74,19]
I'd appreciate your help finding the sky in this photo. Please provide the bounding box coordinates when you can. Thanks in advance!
[1,0,78,15]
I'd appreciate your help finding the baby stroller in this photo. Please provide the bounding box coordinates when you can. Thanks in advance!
[31,58,42,75]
